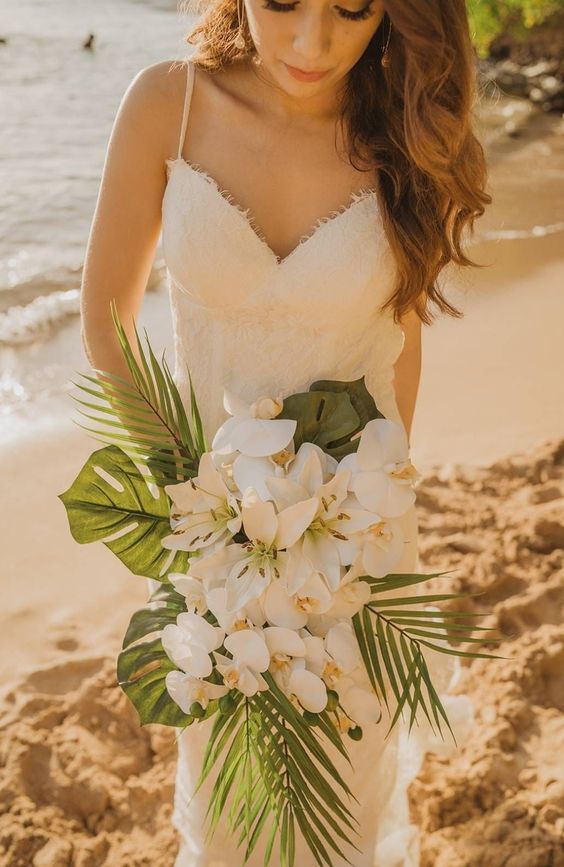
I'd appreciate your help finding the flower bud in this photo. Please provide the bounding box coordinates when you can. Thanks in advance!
[347,725,363,741]
[250,394,284,419]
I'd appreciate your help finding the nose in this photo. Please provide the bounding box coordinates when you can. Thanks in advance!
[292,10,331,64]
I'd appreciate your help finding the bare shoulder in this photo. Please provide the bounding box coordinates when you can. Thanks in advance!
[112,59,193,164]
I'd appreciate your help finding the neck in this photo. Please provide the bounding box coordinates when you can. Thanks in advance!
[245,57,346,125]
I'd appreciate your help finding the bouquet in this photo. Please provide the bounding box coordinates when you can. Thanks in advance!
[59,301,497,866]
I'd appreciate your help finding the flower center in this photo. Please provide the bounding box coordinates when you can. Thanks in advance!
[271,652,291,670]
[232,618,251,631]
[387,459,419,483]
[322,660,343,684]
[367,520,393,544]
[296,594,317,612]
[223,667,239,688]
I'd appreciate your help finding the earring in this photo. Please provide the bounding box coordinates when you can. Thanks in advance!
[381,16,392,67]
[234,0,246,51]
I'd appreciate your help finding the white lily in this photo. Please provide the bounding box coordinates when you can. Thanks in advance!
[161,612,225,678]
[190,489,318,611]
[263,573,332,629]
[267,466,379,593]
[215,628,270,697]
[263,627,327,712]
[338,419,421,518]
[162,452,242,552]
[165,670,228,713]
[212,388,297,458]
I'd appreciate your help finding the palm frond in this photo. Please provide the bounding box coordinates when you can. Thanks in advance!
[70,299,207,485]
[194,674,360,867]
[352,571,503,741]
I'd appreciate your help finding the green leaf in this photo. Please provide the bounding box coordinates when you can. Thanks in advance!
[116,636,191,727]
[58,444,188,580]
[277,375,384,460]
[121,583,186,648]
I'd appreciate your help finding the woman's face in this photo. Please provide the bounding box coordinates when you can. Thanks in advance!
[244,0,385,91]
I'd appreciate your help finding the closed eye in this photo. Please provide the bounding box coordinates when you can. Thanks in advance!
[261,0,375,22]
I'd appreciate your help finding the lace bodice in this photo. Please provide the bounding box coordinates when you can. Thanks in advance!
[161,60,406,444]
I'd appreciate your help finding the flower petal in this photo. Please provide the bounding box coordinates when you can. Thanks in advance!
[230,418,297,458]
[224,630,270,672]
[233,454,277,502]
[356,419,409,470]
[302,531,342,592]
[353,470,415,518]
[325,622,361,674]
[211,416,243,455]
[275,497,318,549]
[242,497,278,547]
[263,626,306,658]
[264,581,307,629]
[288,668,328,712]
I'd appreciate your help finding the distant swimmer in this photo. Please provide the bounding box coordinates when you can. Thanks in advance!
[83,34,95,50]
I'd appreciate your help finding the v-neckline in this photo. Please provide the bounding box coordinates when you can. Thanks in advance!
[165,156,379,268]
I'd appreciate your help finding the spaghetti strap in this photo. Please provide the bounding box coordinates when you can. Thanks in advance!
[177,60,195,161]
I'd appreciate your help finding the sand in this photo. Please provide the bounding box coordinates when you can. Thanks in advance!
[1,436,562,866]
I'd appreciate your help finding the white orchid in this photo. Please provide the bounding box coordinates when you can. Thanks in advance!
[165,669,228,713]
[233,440,337,504]
[263,626,327,712]
[189,488,317,612]
[206,586,266,632]
[214,628,270,697]
[161,612,225,678]
[168,574,208,616]
[359,515,406,578]
[212,388,297,458]
[338,419,421,518]
[300,626,379,728]
[325,560,371,620]
[162,452,242,552]
[303,621,362,686]
[267,464,380,592]
[333,676,382,732]
[263,573,332,629]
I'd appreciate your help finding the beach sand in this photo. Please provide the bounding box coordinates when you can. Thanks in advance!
[1,103,563,864]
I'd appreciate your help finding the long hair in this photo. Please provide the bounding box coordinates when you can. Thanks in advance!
[178,0,491,325]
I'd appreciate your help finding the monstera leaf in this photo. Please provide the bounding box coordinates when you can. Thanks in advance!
[58,444,188,581]
[118,582,191,727]
[278,375,385,459]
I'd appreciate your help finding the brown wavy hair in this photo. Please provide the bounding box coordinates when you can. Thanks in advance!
[179,0,491,325]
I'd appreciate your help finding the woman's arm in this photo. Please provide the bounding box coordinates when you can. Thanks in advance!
[80,60,182,389]
[393,307,422,446]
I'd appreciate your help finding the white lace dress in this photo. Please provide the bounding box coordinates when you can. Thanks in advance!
[147,59,472,867]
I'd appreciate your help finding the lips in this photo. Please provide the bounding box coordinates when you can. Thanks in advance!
[284,63,330,82]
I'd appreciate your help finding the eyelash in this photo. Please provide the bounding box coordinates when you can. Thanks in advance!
[261,0,374,21]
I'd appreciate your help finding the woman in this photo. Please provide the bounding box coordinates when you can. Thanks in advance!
[81,0,490,863]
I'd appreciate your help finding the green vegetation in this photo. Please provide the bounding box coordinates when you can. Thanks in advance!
[467,0,563,56]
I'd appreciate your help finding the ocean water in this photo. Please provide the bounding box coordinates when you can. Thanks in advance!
[0,0,190,329]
